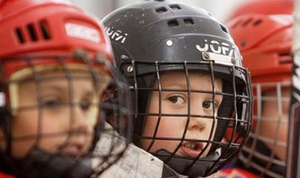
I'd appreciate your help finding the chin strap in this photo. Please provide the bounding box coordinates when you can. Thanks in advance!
[156,149,221,178]
[12,148,92,178]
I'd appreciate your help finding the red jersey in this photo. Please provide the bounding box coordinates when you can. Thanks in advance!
[216,168,259,178]
[0,172,14,178]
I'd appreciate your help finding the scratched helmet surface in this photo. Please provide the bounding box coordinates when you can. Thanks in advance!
[103,0,252,177]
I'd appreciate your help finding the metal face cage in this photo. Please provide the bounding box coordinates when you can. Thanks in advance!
[0,53,132,178]
[238,81,290,178]
[122,60,252,177]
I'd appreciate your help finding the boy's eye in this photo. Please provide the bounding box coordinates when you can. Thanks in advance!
[80,101,92,111]
[41,98,60,108]
[168,95,185,105]
[202,100,217,110]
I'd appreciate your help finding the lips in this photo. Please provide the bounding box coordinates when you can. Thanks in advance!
[181,142,205,158]
[58,143,86,158]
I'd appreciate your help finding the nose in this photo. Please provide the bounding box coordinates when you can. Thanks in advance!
[186,107,217,144]
[70,104,94,134]
[187,114,207,131]
[61,103,95,154]
[187,104,216,132]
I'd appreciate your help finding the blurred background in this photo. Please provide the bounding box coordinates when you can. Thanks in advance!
[69,0,255,23]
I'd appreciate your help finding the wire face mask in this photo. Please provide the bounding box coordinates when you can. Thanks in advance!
[0,53,132,178]
[238,82,289,178]
[121,60,252,177]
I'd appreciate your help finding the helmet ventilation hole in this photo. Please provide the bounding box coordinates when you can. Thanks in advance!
[155,7,168,14]
[183,18,194,25]
[167,18,194,27]
[155,4,182,14]
[27,23,38,42]
[15,28,25,44]
[279,53,293,64]
[169,4,181,10]
[14,20,51,44]
[39,20,51,40]
[220,24,228,33]
[242,18,252,27]
[168,19,179,27]
[253,19,262,26]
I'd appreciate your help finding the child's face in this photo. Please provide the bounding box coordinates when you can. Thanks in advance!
[1,69,104,158]
[140,71,223,159]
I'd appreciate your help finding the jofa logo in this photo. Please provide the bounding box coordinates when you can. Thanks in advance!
[196,39,236,58]
[105,26,128,44]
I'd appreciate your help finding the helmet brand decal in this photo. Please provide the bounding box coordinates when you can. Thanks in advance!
[105,26,127,44]
[202,51,236,66]
[196,39,236,58]
[65,23,101,43]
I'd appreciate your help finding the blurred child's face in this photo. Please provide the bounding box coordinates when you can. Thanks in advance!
[1,69,104,158]
[140,71,223,158]
[259,88,290,161]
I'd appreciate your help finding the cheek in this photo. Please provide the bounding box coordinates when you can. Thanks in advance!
[260,99,289,138]
[259,100,289,160]
[88,108,99,128]
[10,110,68,158]
[143,116,182,137]
[146,95,184,136]
[260,120,287,161]
[11,110,39,157]
[12,110,38,137]
[140,116,182,150]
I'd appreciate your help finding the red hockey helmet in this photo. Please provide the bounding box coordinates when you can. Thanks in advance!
[226,0,294,22]
[227,14,293,85]
[0,0,114,77]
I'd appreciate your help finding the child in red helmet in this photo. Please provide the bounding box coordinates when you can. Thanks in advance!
[0,0,131,177]
[219,13,293,178]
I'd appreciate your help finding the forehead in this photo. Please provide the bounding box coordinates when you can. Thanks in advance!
[160,71,221,81]
[9,64,110,81]
[158,71,223,88]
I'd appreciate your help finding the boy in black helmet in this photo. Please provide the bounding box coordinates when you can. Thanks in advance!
[102,0,253,177]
